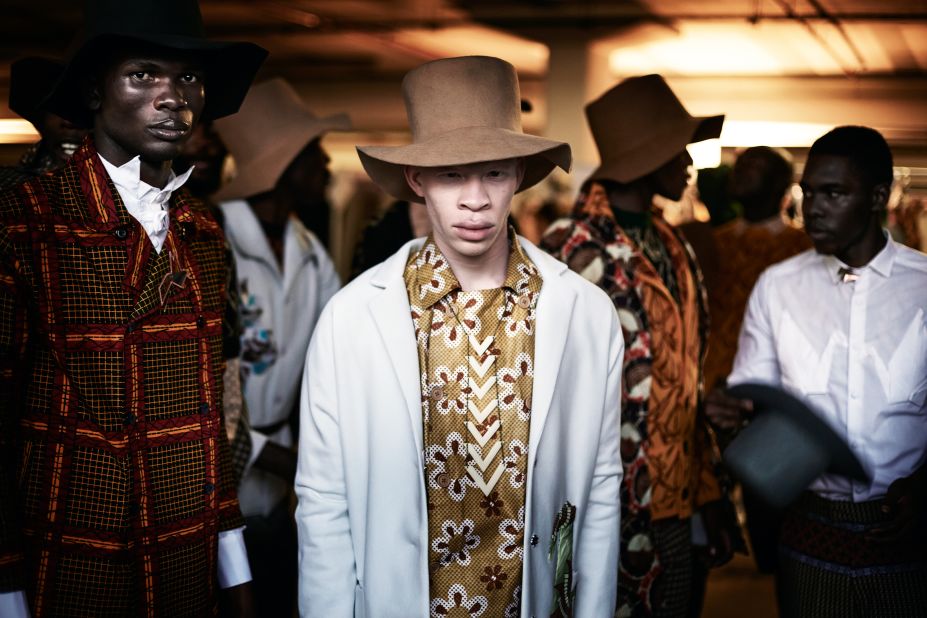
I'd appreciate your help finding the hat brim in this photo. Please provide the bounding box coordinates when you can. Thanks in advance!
[214,113,352,202]
[590,113,724,184]
[44,33,267,128]
[722,382,869,508]
[357,126,572,203]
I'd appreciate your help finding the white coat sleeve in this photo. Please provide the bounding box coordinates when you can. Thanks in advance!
[294,304,356,617]
[574,306,623,617]
[728,272,780,387]
[314,245,342,313]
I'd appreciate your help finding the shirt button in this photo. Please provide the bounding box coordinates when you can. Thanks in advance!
[203,483,215,495]
[430,385,445,401]
[530,534,539,546]
[850,392,859,400]
[199,402,209,415]
[126,323,135,334]
[436,472,451,488]
[516,294,532,309]
[113,226,129,240]
[196,315,206,328]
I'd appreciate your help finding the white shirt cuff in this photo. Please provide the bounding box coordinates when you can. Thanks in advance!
[0,590,30,618]
[217,526,252,588]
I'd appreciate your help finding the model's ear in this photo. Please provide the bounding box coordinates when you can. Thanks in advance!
[84,75,103,113]
[404,166,426,199]
[871,182,890,213]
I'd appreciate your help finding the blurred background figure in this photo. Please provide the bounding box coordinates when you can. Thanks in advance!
[1,56,88,189]
[704,146,812,392]
[350,198,430,278]
[702,146,812,593]
[213,77,348,617]
[173,120,228,198]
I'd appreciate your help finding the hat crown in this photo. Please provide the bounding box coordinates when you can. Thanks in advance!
[403,56,522,144]
[218,79,320,157]
[84,0,205,39]
[586,74,691,162]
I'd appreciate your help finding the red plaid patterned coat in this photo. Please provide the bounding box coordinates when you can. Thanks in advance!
[0,139,244,617]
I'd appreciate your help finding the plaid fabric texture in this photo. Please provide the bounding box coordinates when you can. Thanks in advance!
[0,139,243,617]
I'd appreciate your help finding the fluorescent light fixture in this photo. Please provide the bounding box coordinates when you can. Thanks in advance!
[720,121,831,147]
[0,119,39,144]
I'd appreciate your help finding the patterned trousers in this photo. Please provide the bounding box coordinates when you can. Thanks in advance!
[778,492,927,618]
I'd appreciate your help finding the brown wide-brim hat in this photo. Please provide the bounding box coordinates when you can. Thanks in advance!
[213,78,351,202]
[357,56,571,204]
[44,0,267,128]
[586,74,724,184]
[9,57,65,127]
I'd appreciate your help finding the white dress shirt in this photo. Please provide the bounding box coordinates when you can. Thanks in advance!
[98,154,193,253]
[729,235,927,502]
[219,199,340,517]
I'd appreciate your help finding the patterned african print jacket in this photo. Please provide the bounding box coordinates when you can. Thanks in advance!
[542,185,723,617]
[0,139,244,617]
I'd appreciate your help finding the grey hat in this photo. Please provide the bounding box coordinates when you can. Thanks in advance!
[722,383,869,509]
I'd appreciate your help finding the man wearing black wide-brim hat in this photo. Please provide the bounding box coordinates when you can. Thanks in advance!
[0,0,266,616]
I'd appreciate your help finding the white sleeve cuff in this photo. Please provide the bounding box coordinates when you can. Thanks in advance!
[0,590,30,618]
[217,526,252,588]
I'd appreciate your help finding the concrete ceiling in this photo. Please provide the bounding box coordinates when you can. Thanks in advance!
[2,0,926,158]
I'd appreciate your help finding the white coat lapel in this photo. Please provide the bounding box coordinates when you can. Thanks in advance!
[369,239,426,455]
[522,241,576,462]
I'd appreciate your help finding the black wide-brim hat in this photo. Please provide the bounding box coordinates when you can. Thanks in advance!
[44,0,267,128]
[9,57,65,127]
[722,383,869,509]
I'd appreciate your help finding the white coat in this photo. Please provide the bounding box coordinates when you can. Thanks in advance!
[295,237,623,617]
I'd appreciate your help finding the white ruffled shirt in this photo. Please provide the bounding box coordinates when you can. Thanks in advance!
[98,154,194,253]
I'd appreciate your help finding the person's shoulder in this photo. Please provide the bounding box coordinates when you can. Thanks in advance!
[759,247,818,282]
[523,237,616,314]
[893,242,927,276]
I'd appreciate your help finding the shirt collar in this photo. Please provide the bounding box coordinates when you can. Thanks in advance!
[409,227,541,309]
[822,230,896,283]
[98,154,194,206]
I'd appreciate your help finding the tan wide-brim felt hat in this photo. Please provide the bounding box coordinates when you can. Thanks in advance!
[357,56,572,204]
[214,77,352,202]
[586,74,724,184]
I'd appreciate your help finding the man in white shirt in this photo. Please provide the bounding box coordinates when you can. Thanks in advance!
[707,125,927,616]
[0,0,266,616]
[212,78,347,616]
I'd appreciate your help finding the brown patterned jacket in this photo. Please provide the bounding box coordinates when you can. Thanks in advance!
[0,138,243,617]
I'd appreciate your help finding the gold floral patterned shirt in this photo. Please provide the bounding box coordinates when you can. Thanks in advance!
[404,232,542,617]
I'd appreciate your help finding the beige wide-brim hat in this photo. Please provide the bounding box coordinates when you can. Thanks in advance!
[357,56,572,204]
[586,74,724,184]
[214,78,352,202]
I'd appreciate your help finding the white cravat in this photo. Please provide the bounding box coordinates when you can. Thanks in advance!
[99,155,194,253]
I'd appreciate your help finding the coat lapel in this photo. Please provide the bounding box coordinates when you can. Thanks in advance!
[522,241,577,463]
[369,240,426,455]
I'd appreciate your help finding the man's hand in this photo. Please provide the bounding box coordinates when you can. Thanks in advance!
[219,582,255,618]
[253,441,298,483]
[868,468,927,544]
[705,387,753,432]
[695,500,738,568]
